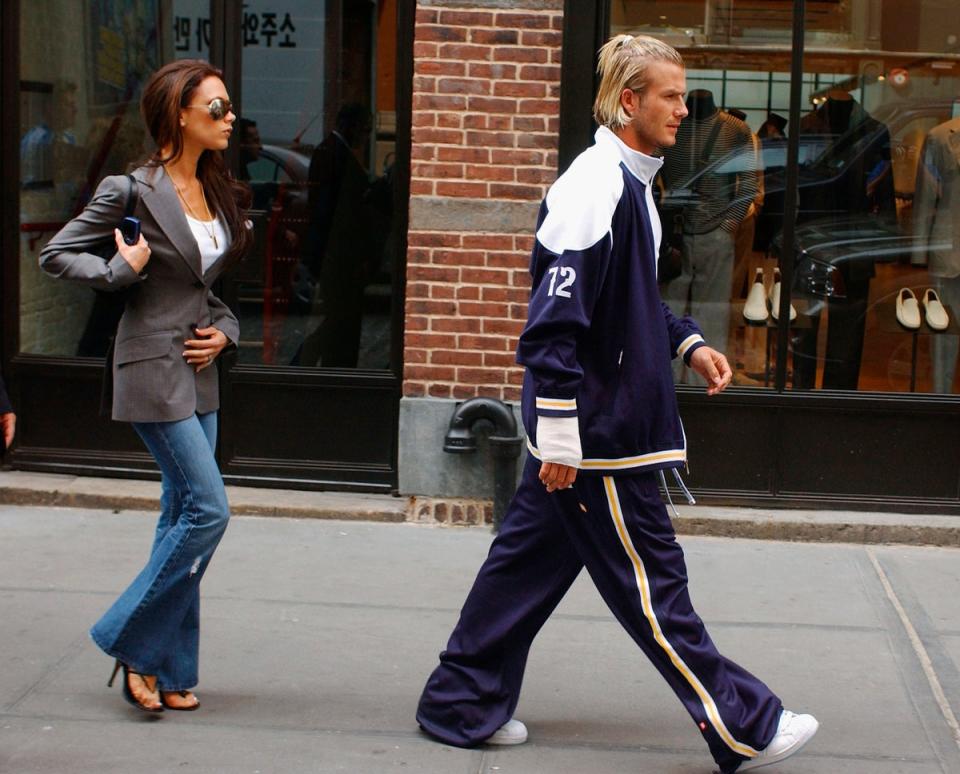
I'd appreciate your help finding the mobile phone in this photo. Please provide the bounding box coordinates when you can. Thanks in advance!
[120,216,141,246]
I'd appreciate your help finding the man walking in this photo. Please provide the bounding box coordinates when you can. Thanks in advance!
[416,35,818,773]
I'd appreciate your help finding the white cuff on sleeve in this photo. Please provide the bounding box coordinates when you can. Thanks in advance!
[536,416,582,468]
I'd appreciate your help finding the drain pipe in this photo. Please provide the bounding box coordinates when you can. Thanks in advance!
[443,397,524,531]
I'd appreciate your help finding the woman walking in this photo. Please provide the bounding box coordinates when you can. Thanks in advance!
[40,59,251,713]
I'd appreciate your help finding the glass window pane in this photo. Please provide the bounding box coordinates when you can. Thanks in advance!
[615,2,793,389]
[230,0,398,370]
[612,1,960,395]
[788,3,960,394]
[20,1,207,358]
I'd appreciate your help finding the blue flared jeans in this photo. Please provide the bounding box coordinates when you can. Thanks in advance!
[90,411,229,691]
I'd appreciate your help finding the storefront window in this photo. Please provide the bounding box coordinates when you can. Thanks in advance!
[20,1,397,371]
[229,0,399,369]
[613,2,792,389]
[19,1,205,358]
[613,0,960,395]
[788,6,960,394]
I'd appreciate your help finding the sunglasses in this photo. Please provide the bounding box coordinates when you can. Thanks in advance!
[185,97,234,121]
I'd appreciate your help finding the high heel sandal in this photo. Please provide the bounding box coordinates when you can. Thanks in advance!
[161,690,200,711]
[107,659,164,713]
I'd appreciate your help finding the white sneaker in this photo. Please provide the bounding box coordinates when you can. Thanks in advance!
[743,268,768,323]
[738,710,819,771]
[769,268,796,322]
[486,718,528,745]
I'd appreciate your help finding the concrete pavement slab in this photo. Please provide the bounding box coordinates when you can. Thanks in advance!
[0,717,484,774]
[1,505,959,773]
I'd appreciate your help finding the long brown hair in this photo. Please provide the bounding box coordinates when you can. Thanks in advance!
[140,59,252,264]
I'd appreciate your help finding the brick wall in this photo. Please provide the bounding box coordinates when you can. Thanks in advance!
[404,0,564,402]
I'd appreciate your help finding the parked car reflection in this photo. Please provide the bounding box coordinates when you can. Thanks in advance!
[775,214,952,390]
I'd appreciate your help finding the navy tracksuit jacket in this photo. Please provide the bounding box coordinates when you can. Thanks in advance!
[519,128,705,473]
[417,127,782,773]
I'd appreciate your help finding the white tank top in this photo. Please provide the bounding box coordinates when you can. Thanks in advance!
[185,214,230,274]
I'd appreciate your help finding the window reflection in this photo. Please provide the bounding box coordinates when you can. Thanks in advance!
[233,1,398,371]
[615,0,960,394]
[914,111,960,393]
[658,89,761,384]
[787,83,959,393]
[19,3,161,358]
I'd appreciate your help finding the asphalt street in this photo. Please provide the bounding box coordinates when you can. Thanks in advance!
[1,504,959,774]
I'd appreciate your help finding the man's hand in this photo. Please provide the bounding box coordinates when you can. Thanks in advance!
[539,462,577,493]
[183,327,229,373]
[688,346,732,396]
[1,412,15,449]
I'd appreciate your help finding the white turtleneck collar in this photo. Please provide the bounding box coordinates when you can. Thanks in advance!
[595,125,663,186]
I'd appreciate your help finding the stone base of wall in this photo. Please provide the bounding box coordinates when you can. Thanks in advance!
[407,496,494,525]
[398,396,525,498]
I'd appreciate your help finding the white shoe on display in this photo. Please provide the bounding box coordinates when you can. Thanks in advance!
[922,288,949,331]
[743,268,768,323]
[768,268,796,322]
[738,710,820,771]
[896,288,921,330]
[486,718,528,745]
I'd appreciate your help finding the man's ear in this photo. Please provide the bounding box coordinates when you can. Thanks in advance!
[620,87,639,118]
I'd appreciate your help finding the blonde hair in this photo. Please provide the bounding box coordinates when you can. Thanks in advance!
[593,34,684,130]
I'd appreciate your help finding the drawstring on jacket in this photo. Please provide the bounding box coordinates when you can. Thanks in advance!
[659,468,696,518]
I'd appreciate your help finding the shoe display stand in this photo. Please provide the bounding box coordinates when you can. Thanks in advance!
[876,300,958,392]
[732,300,811,387]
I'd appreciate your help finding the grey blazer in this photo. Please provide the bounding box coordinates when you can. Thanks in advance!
[913,117,960,279]
[39,164,241,423]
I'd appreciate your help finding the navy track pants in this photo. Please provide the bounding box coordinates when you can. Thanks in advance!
[417,456,782,773]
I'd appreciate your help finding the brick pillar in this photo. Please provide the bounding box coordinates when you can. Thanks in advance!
[404,0,564,403]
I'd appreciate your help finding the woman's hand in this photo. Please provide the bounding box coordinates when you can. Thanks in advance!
[1,411,15,449]
[183,327,228,373]
[114,229,151,273]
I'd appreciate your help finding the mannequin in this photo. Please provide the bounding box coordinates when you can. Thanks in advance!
[792,91,895,390]
[820,89,855,133]
[686,88,717,120]
[913,116,960,393]
[659,89,758,383]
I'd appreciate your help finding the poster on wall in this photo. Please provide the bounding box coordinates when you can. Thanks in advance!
[171,1,326,147]
[90,0,161,108]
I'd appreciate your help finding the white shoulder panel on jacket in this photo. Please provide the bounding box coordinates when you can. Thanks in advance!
[536,142,624,255]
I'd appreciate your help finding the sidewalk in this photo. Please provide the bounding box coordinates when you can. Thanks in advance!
[1,469,958,546]
[1,503,959,773]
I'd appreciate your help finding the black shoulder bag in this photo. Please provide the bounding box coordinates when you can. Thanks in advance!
[656,118,724,283]
[91,173,140,417]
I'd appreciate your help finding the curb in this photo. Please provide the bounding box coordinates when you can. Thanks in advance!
[0,485,407,524]
[1,477,958,546]
[673,515,960,548]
